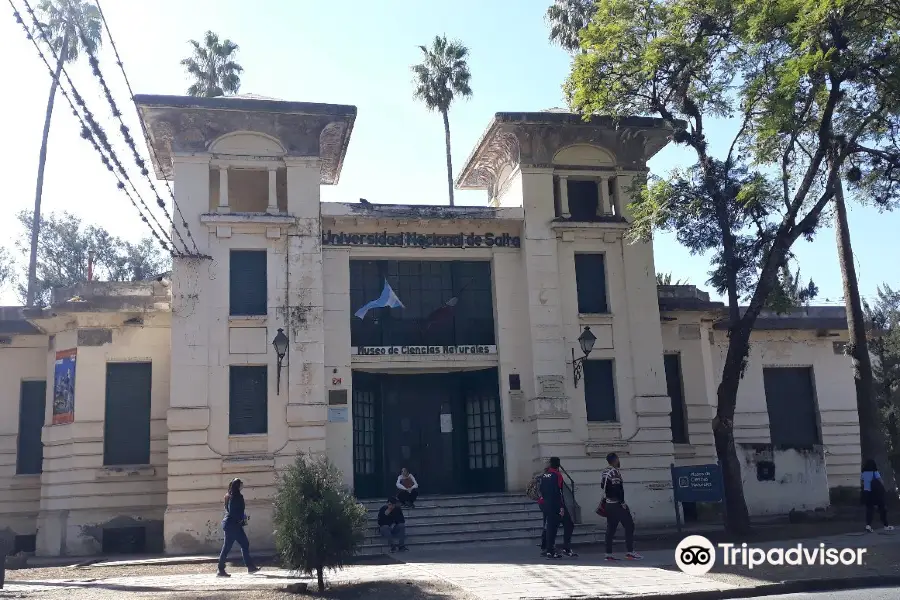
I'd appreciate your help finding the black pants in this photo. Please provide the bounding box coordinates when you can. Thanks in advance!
[605,502,634,554]
[543,508,561,552]
[865,495,889,527]
[398,489,418,505]
[218,521,254,572]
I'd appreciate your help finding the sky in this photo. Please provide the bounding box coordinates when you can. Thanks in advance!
[1,0,897,306]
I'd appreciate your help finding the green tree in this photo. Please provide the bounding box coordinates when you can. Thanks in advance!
[0,247,12,290]
[765,266,818,315]
[866,286,900,477]
[15,210,170,306]
[181,31,243,97]
[565,0,900,532]
[273,454,367,593]
[26,0,102,307]
[656,272,690,285]
[545,0,594,53]
[411,35,473,207]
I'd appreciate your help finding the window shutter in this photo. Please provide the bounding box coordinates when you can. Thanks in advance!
[230,250,268,316]
[574,254,608,314]
[229,366,268,435]
[583,359,617,422]
[664,354,689,444]
[763,367,820,448]
[16,380,46,475]
[104,363,152,466]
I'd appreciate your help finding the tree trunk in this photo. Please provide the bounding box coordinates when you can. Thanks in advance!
[834,178,895,493]
[316,565,324,592]
[27,33,68,307]
[714,325,753,534]
[441,109,455,207]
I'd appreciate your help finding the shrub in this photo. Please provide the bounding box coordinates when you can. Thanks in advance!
[273,453,367,592]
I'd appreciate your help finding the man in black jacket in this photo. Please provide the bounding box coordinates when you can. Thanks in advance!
[377,497,408,552]
[600,453,642,560]
[539,457,575,559]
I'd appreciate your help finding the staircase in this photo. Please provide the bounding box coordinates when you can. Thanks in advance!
[358,493,603,555]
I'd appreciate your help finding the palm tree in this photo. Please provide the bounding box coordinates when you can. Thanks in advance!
[545,0,594,53]
[411,35,473,207]
[181,31,243,97]
[26,0,102,307]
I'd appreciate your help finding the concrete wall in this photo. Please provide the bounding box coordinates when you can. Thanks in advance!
[36,314,171,556]
[0,335,48,550]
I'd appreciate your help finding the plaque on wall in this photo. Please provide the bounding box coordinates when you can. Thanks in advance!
[327,407,348,423]
[537,375,565,398]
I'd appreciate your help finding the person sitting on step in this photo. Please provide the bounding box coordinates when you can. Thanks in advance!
[396,467,419,508]
[377,496,408,553]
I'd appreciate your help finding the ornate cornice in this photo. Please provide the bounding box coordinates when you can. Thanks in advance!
[134,95,356,185]
[457,112,675,194]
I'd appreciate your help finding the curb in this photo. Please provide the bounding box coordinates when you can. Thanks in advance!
[596,575,900,600]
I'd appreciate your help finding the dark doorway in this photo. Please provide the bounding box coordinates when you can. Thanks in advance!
[351,368,505,498]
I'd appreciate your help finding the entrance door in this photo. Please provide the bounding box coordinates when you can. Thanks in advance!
[460,369,505,493]
[351,368,506,498]
[382,373,457,495]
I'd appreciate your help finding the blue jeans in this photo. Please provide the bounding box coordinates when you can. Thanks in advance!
[380,523,406,547]
[218,521,254,572]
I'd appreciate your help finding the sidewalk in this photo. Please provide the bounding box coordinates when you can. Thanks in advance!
[4,528,899,599]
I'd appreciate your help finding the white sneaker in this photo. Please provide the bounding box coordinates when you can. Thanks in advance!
[885,525,895,532]
[866,525,874,532]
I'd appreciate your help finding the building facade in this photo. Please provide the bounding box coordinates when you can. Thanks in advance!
[0,96,860,556]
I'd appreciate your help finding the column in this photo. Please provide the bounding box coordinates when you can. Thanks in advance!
[599,175,611,215]
[559,175,570,218]
[610,175,620,216]
[267,167,278,214]
[218,166,229,213]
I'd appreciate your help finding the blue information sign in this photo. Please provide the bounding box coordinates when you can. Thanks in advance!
[671,463,724,503]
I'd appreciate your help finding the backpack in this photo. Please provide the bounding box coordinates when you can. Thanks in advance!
[525,472,543,501]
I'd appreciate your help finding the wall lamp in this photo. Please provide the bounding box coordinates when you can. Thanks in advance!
[273,328,289,394]
[572,326,597,388]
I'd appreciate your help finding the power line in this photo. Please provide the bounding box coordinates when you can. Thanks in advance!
[69,11,193,255]
[10,0,174,255]
[94,0,201,256]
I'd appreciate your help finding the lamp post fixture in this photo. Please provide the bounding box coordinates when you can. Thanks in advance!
[572,326,597,388]
[272,328,288,394]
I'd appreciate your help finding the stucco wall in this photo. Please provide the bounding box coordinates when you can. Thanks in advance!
[0,335,48,550]
[36,315,171,556]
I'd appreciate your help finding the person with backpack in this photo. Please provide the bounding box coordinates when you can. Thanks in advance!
[539,457,577,559]
[527,463,550,553]
[217,478,261,577]
[600,453,642,561]
[861,459,894,532]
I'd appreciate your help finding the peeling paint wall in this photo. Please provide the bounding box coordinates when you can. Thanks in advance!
[738,444,829,515]
[0,335,48,548]
[35,313,171,556]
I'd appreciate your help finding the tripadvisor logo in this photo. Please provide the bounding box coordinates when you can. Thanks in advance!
[675,535,867,576]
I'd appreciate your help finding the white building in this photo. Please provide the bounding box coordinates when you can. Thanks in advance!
[0,95,860,556]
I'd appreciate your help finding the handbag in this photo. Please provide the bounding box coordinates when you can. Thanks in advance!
[595,499,608,518]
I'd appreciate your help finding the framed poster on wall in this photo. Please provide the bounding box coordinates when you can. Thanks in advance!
[52,349,77,424]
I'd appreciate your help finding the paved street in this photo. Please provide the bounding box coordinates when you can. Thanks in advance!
[741,587,900,600]
[2,529,898,599]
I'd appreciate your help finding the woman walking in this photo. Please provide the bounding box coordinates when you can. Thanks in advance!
[217,478,261,577]
[861,460,894,533]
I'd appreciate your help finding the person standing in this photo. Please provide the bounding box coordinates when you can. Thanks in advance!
[600,453,642,560]
[378,497,409,552]
[539,457,577,559]
[861,459,894,532]
[396,467,419,508]
[217,478,261,577]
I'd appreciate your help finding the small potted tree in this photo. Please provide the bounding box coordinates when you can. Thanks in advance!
[273,453,367,592]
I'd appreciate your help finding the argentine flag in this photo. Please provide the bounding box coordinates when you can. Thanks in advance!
[354,279,405,320]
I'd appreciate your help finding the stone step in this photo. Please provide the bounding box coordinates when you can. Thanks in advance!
[366,507,541,525]
[361,492,530,508]
[364,516,544,538]
[357,526,604,555]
